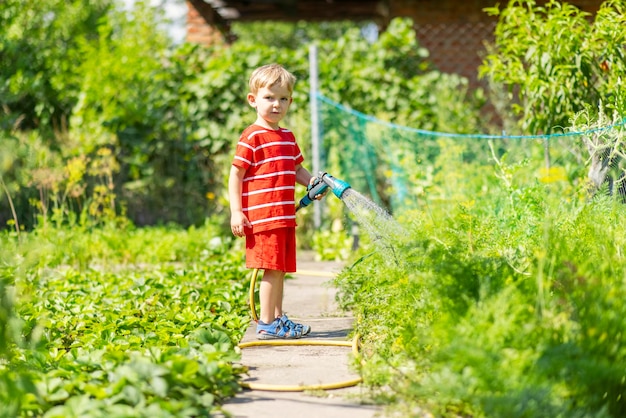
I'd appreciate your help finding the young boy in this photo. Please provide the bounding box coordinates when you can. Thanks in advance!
[228,64,319,339]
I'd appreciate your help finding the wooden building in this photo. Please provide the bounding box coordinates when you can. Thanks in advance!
[186,0,604,85]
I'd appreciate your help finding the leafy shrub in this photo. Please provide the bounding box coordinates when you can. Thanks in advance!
[481,0,626,134]
[335,149,626,417]
[0,264,40,416]
[0,0,111,134]
[2,1,485,230]
[0,221,251,417]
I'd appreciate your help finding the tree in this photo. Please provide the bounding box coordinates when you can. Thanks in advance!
[480,0,626,134]
[0,0,112,137]
[480,0,626,195]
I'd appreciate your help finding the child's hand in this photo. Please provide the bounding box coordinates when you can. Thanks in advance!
[308,176,328,200]
[231,211,251,237]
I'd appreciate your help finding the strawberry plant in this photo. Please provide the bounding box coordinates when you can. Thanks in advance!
[0,222,251,417]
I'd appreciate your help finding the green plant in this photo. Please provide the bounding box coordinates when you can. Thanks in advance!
[336,147,626,417]
[0,220,252,417]
[0,0,112,134]
[480,0,626,134]
[0,263,39,416]
[2,3,487,230]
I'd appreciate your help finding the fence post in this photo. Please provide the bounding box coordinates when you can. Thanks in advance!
[309,43,322,228]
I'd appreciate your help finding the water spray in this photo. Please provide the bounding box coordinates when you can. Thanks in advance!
[296,171,351,212]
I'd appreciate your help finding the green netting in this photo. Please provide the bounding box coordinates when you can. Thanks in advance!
[317,93,626,215]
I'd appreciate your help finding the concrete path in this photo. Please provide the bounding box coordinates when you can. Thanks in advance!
[219,255,381,418]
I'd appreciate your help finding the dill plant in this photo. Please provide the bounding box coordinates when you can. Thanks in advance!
[329,72,626,415]
[336,143,626,417]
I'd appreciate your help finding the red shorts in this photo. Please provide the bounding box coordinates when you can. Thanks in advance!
[245,227,297,272]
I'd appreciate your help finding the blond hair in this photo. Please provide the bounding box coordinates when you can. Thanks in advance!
[248,64,296,95]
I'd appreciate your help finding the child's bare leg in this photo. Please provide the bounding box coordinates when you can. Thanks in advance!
[275,273,284,318]
[259,269,285,324]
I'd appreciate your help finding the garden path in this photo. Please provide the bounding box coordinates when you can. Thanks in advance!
[219,252,380,418]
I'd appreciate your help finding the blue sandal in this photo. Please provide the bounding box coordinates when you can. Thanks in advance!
[257,318,302,340]
[280,314,311,336]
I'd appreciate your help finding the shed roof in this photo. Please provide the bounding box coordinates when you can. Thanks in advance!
[189,0,388,34]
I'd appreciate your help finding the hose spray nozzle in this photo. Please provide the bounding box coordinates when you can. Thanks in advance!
[296,171,351,212]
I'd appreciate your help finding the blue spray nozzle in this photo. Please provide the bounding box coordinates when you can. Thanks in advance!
[324,175,351,199]
[295,171,351,211]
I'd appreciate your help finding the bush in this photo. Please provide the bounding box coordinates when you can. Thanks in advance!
[335,148,626,417]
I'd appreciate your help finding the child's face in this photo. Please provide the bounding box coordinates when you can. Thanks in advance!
[248,84,292,129]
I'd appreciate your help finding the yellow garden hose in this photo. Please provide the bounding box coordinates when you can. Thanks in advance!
[239,268,363,392]
[248,268,260,322]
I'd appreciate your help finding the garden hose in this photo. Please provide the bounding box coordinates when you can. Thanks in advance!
[249,268,260,322]
[239,268,363,392]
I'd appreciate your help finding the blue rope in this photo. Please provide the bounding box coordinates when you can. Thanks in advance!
[316,93,626,140]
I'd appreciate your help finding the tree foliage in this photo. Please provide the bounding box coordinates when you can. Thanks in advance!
[0,3,484,229]
[0,0,112,135]
[480,0,626,134]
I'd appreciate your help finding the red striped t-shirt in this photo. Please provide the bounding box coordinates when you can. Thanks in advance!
[232,125,305,233]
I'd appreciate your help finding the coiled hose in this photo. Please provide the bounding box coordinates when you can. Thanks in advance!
[238,268,362,392]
